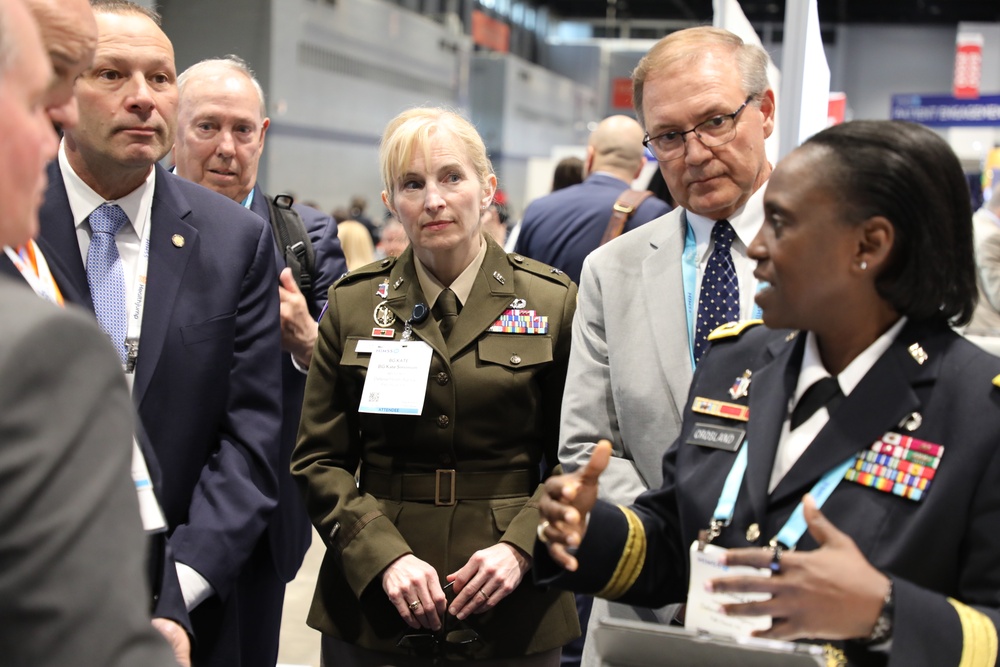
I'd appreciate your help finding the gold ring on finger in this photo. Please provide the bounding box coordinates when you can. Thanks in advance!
[408,599,421,611]
[536,519,550,544]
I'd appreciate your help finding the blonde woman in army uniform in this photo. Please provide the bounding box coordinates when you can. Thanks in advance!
[293,107,580,666]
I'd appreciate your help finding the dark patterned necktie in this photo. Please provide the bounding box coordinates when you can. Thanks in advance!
[694,220,740,363]
[86,203,129,363]
[434,288,460,341]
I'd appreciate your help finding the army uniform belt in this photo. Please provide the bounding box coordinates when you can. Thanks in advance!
[361,468,539,506]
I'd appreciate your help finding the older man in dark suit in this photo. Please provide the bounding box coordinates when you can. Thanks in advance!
[514,115,671,284]
[33,3,283,666]
[173,54,348,666]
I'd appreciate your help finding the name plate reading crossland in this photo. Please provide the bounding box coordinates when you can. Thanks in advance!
[687,422,746,452]
[359,342,433,415]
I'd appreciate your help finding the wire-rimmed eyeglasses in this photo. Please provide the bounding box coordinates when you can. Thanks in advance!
[642,95,755,162]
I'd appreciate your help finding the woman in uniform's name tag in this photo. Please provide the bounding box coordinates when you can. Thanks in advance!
[358,342,433,415]
[687,423,746,451]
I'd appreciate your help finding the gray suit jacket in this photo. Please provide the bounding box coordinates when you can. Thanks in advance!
[558,205,759,664]
[559,206,694,501]
[968,208,1000,335]
[0,276,177,667]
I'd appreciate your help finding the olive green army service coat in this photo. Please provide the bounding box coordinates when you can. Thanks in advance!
[293,235,580,660]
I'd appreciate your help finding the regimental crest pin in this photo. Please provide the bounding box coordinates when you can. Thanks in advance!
[908,342,928,365]
[373,301,396,328]
[729,369,752,400]
[376,281,389,299]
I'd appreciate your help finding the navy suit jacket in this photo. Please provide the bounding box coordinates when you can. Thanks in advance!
[249,185,346,581]
[36,162,283,635]
[538,320,1000,666]
[514,172,671,284]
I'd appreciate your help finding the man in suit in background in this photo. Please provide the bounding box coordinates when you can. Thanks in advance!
[34,2,283,665]
[556,27,775,666]
[173,54,347,666]
[0,0,177,664]
[968,184,1000,336]
[514,115,671,284]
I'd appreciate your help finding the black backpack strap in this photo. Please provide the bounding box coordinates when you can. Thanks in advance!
[265,193,318,313]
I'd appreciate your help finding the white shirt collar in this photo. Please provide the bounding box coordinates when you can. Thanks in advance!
[59,139,155,238]
[686,184,766,255]
[795,316,909,406]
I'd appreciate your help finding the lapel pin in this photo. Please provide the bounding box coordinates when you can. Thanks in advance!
[171,234,185,248]
[785,331,798,342]
[898,412,923,432]
[393,277,404,290]
[373,301,396,328]
[493,271,505,285]
[729,369,752,400]
[376,281,389,299]
[908,343,928,365]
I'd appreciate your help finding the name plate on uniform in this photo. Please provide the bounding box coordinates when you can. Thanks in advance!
[359,342,433,415]
[687,423,746,452]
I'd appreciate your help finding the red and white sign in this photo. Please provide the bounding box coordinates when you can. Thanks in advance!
[954,33,983,100]
[827,92,847,126]
[611,77,633,110]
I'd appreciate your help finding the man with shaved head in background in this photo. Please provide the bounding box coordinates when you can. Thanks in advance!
[514,114,672,284]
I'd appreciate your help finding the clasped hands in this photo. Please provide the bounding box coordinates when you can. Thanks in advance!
[537,440,890,642]
[382,543,530,631]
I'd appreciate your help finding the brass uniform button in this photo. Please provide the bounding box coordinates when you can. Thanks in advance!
[746,523,760,542]
[437,415,450,428]
[436,372,450,385]
[510,354,522,366]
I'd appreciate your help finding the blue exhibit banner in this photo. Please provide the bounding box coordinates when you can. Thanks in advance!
[890,93,1000,127]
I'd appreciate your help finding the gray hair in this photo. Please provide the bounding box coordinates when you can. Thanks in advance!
[631,26,770,129]
[90,0,161,25]
[0,0,14,81]
[177,55,265,119]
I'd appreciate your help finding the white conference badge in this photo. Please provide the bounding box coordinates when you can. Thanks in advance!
[132,437,167,533]
[685,541,772,637]
[359,341,434,415]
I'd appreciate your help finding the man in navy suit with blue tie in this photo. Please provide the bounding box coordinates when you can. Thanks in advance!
[34,2,282,666]
[514,115,671,285]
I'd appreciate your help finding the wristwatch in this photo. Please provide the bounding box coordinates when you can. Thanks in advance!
[862,578,895,645]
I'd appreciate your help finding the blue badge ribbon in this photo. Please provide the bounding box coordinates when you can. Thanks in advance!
[711,441,855,549]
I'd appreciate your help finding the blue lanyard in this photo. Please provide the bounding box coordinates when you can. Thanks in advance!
[709,442,855,549]
[681,212,764,372]
[240,189,256,209]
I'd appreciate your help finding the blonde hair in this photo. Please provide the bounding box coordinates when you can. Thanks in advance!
[631,26,770,128]
[337,220,376,271]
[379,107,494,201]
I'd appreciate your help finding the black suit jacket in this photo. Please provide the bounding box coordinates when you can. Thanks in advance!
[248,185,346,581]
[514,172,671,284]
[538,320,1000,666]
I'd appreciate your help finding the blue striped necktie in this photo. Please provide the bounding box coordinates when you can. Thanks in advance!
[86,203,129,364]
